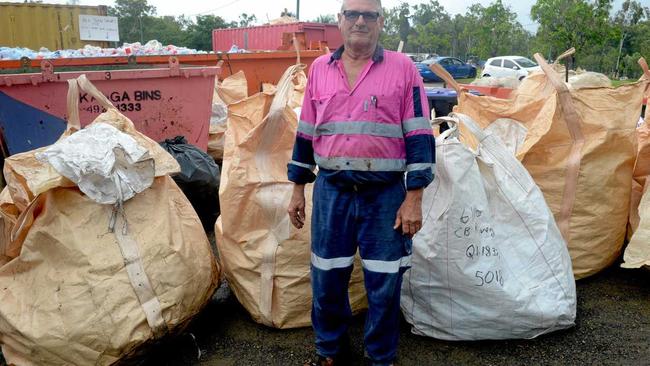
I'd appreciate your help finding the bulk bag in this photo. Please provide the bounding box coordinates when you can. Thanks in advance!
[0,75,219,365]
[623,60,650,269]
[215,65,367,328]
[401,113,576,340]
[208,71,246,162]
[623,183,650,269]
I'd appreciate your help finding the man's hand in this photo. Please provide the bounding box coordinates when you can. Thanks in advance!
[394,188,424,237]
[287,184,306,229]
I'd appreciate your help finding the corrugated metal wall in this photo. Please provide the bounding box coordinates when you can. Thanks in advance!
[0,2,109,51]
[212,23,342,52]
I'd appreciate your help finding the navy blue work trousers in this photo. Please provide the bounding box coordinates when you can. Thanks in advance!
[310,174,412,365]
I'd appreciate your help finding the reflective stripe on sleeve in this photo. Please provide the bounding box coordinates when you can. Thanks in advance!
[406,163,435,172]
[402,117,431,134]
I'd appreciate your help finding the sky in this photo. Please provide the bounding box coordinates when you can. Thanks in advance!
[4,0,633,32]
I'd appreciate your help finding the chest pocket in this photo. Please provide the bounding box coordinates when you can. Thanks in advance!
[371,93,402,124]
[312,93,344,125]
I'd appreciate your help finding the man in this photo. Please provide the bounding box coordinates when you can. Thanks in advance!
[287,0,434,365]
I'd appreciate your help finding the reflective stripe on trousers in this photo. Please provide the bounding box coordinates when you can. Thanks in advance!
[310,174,412,364]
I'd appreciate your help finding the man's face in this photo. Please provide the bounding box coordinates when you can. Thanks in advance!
[338,0,384,51]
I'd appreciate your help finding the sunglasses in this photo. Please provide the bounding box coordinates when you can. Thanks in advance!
[342,10,381,22]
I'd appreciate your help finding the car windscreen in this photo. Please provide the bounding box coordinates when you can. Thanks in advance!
[514,58,537,68]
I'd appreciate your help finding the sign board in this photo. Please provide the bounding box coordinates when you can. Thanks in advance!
[79,15,119,42]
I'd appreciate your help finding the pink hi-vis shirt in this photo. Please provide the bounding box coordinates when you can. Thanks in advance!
[288,46,435,190]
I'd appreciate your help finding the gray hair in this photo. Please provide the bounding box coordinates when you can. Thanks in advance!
[340,0,383,16]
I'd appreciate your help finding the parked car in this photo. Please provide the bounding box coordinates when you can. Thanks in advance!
[416,57,477,82]
[406,53,425,63]
[481,56,541,80]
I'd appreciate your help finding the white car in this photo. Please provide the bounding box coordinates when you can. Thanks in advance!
[482,56,542,80]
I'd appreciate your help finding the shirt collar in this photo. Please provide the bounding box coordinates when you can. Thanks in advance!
[328,45,385,64]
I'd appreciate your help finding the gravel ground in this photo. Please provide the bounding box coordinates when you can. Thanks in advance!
[131,261,650,366]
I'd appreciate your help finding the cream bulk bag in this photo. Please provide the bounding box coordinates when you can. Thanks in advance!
[0,76,219,366]
[401,113,576,340]
[623,60,650,269]
[215,65,367,328]
[623,185,650,269]
[208,70,249,161]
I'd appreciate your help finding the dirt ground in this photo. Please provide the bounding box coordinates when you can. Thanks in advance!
[130,260,650,366]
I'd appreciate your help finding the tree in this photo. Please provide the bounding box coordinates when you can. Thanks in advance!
[407,1,452,56]
[397,3,411,49]
[281,8,296,18]
[378,2,410,50]
[184,15,235,51]
[380,6,403,51]
[313,14,337,24]
[613,0,649,76]
[411,0,445,26]
[465,1,529,59]
[628,20,650,70]
[454,12,481,60]
[144,16,189,46]
[108,0,156,43]
[531,0,615,64]
[238,13,257,27]
[450,14,472,59]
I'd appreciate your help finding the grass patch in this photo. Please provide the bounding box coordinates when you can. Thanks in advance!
[455,78,476,84]
[611,79,637,87]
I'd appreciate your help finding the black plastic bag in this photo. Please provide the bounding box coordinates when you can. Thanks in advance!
[160,136,220,231]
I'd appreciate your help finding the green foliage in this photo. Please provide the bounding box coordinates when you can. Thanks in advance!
[238,13,257,28]
[144,16,187,46]
[531,0,614,57]
[184,15,235,51]
[383,0,531,61]
[313,14,337,24]
[378,2,411,49]
[280,8,296,18]
[396,3,412,46]
[108,0,156,43]
[380,6,403,51]
[629,21,650,60]
[407,1,452,55]
[612,0,650,76]
[531,0,649,77]
[455,1,531,59]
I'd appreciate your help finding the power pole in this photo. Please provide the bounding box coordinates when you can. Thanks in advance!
[296,0,300,20]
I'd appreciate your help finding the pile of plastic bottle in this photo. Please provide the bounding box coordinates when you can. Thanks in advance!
[0,40,207,60]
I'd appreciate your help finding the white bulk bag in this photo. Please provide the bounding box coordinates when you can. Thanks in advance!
[401,113,576,340]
